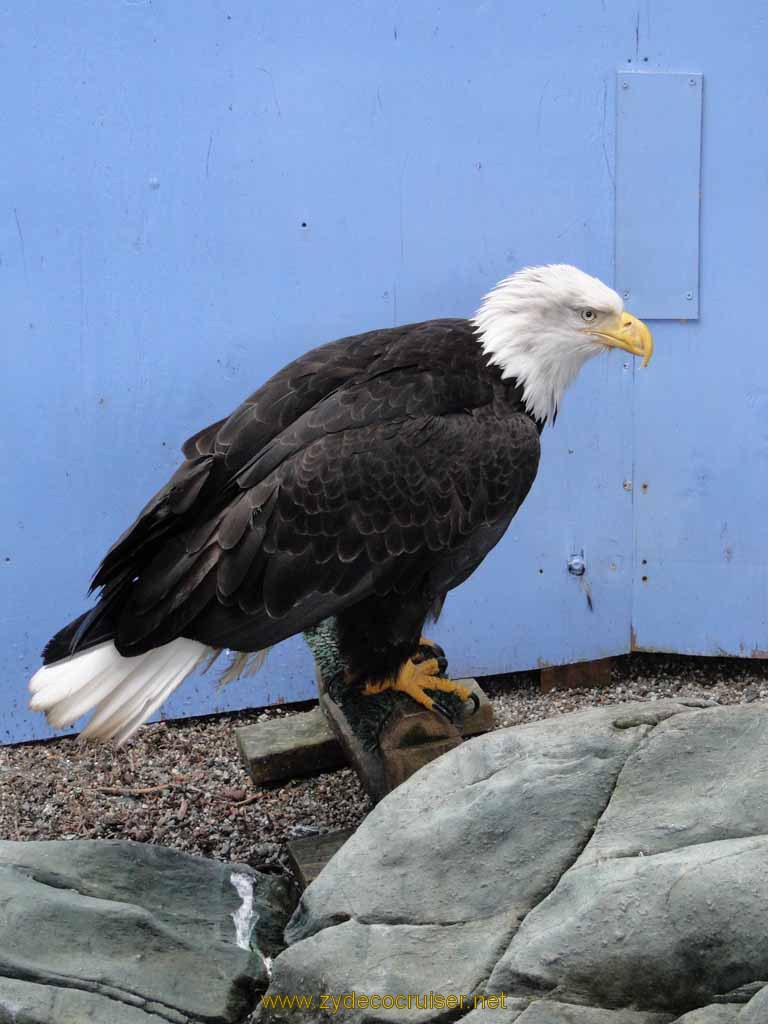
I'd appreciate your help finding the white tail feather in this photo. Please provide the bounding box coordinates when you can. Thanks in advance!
[28,643,116,698]
[78,644,185,740]
[29,638,271,745]
[29,639,209,745]
[108,649,208,747]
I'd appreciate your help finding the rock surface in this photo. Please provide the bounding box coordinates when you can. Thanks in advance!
[258,700,768,1022]
[0,839,296,1023]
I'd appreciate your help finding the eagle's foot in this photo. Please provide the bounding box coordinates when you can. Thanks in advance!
[363,657,441,711]
[363,658,474,715]
[415,636,448,675]
[421,674,478,712]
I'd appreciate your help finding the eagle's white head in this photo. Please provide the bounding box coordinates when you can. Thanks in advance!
[472,264,653,424]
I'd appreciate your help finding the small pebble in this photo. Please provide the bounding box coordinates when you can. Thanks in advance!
[222,788,247,802]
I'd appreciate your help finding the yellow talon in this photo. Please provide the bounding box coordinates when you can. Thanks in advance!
[363,657,441,709]
[421,676,473,703]
[362,656,471,712]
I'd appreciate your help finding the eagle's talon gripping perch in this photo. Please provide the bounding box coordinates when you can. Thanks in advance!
[422,674,478,714]
[362,656,478,719]
[429,698,453,721]
[362,656,444,711]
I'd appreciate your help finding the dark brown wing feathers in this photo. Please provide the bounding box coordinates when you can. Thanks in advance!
[85,319,540,657]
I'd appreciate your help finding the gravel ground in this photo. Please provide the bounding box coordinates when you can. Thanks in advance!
[1,653,766,878]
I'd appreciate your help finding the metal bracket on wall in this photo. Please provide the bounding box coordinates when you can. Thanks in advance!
[615,71,703,319]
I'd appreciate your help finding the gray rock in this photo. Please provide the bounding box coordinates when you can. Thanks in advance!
[670,1007,742,1023]
[577,704,768,864]
[739,984,768,1022]
[489,834,768,1011]
[258,700,768,1022]
[261,914,518,1022]
[0,840,296,1023]
[452,997,530,1023]
[459,1002,673,1024]
[486,704,768,1014]
[514,1005,674,1024]
[288,702,687,941]
[0,975,174,1023]
[716,981,768,1002]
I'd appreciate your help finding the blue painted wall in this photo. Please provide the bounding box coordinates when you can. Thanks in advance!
[1,1,764,742]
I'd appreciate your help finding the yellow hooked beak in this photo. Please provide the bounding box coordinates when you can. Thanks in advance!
[586,311,654,368]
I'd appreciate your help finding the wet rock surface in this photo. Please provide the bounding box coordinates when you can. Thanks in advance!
[0,839,296,1023]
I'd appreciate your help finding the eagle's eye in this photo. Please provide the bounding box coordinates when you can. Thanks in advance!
[580,308,598,323]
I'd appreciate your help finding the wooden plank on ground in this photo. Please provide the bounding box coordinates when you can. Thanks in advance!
[235,708,347,786]
[540,657,614,694]
[286,827,356,890]
[235,680,493,787]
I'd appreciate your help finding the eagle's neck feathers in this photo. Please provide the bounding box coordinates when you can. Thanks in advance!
[470,268,608,425]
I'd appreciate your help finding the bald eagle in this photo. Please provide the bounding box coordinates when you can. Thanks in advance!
[29,265,652,744]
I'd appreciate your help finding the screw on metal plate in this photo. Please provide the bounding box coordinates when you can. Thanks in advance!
[685,291,694,300]
[622,289,630,299]
[689,77,697,86]
[623,480,633,492]
[567,554,586,577]
[622,81,630,90]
